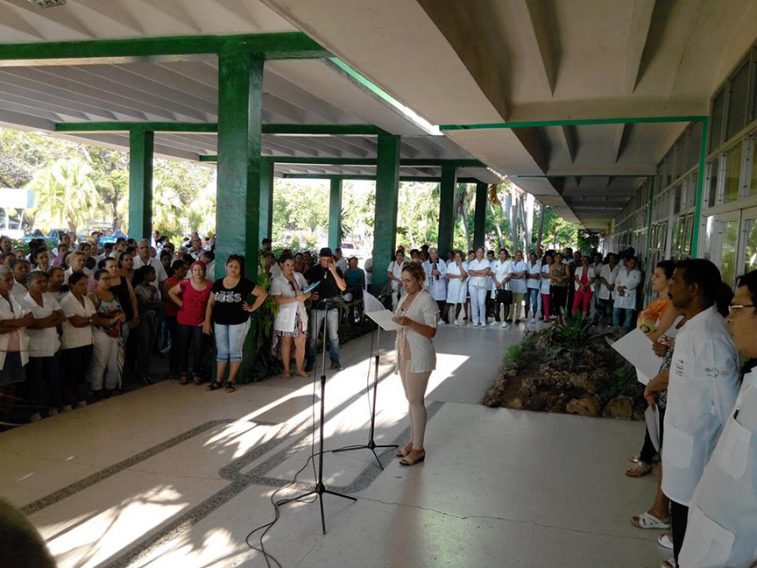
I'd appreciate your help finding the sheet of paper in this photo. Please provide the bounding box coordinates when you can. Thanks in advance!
[644,405,661,453]
[609,328,664,382]
[363,292,402,331]
[303,281,320,293]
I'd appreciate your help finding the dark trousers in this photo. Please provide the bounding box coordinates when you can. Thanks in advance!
[136,310,159,376]
[176,323,206,377]
[436,300,447,323]
[639,405,665,464]
[593,298,612,324]
[25,355,63,415]
[61,345,93,405]
[551,287,568,316]
[671,500,688,564]
[494,290,512,322]
[165,315,180,375]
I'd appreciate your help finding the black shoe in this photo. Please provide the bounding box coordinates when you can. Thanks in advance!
[330,361,342,370]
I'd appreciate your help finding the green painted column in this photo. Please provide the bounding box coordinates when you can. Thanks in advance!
[128,129,154,240]
[437,163,457,257]
[473,182,487,248]
[215,45,264,279]
[371,133,400,295]
[258,157,274,246]
[328,177,343,250]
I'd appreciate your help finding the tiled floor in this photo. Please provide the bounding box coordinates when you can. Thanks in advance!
[0,322,669,567]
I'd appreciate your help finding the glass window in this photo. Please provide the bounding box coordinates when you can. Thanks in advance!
[711,89,725,152]
[689,121,702,169]
[743,218,757,275]
[724,144,742,202]
[751,138,757,197]
[671,218,682,256]
[674,184,682,213]
[682,215,694,256]
[727,60,749,140]
[707,159,719,207]
[702,216,714,260]
[720,219,739,287]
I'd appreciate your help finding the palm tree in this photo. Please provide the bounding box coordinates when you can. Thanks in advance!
[27,157,99,233]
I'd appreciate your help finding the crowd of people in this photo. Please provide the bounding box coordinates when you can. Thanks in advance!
[619,259,757,568]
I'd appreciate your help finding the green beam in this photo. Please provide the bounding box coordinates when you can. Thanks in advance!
[473,182,488,248]
[440,115,709,131]
[281,174,484,183]
[371,133,400,295]
[691,117,709,257]
[0,33,328,65]
[259,158,274,246]
[199,155,484,168]
[128,129,154,240]
[437,164,457,256]
[55,122,385,136]
[56,122,217,133]
[328,178,343,249]
[215,47,264,280]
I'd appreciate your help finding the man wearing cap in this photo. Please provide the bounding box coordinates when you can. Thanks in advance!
[306,248,347,370]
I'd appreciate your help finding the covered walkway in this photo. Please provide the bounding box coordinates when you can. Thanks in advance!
[0,325,664,567]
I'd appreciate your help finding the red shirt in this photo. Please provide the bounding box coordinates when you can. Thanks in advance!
[177,279,211,326]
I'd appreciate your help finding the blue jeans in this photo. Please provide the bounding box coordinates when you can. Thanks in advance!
[525,288,540,318]
[612,307,635,329]
[214,322,249,362]
[309,308,340,364]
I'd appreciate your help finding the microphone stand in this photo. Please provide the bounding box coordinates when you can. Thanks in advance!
[332,312,398,469]
[281,298,356,534]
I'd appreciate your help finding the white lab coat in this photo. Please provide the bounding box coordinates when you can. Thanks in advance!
[679,367,757,568]
[662,306,741,507]
[573,265,597,291]
[597,264,619,300]
[423,259,447,302]
[446,261,466,304]
[612,266,640,309]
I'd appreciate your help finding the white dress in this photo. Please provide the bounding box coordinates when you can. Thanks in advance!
[446,262,465,304]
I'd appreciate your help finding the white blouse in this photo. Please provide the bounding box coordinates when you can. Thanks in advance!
[60,292,96,350]
[23,292,62,358]
[394,290,439,374]
[270,273,309,333]
[0,293,29,370]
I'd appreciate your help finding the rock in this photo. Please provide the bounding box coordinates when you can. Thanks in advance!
[602,397,634,420]
[507,397,524,410]
[566,397,601,417]
[524,394,547,411]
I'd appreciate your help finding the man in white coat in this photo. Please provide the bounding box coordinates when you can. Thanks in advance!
[611,256,641,329]
[423,248,447,324]
[678,269,757,568]
[662,259,740,567]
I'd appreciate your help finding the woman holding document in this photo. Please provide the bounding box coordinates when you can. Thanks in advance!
[392,262,439,466]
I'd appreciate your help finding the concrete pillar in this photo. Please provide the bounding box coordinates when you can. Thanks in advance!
[328,177,343,250]
[437,163,457,256]
[473,182,487,248]
[371,133,400,294]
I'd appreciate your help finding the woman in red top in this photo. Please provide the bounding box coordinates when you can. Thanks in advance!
[168,262,212,385]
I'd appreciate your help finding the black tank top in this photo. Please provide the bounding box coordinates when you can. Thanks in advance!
[110,278,134,321]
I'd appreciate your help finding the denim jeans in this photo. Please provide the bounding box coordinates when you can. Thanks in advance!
[525,288,540,318]
[612,307,635,329]
[214,321,250,362]
[309,308,340,364]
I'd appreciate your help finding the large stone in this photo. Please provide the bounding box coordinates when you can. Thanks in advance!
[507,397,524,410]
[602,397,634,420]
[566,397,601,417]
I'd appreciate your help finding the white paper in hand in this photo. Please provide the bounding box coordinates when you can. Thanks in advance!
[609,329,664,384]
[644,405,661,453]
[363,292,402,331]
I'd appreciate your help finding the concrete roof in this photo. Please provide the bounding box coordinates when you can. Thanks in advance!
[264,0,757,230]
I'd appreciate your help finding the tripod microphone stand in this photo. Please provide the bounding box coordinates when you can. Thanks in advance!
[281,299,356,535]
[332,318,398,469]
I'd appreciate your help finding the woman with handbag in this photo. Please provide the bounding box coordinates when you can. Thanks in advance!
[271,257,311,379]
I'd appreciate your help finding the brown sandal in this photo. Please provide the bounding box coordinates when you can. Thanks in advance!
[399,449,425,466]
[225,381,236,393]
[625,462,652,477]
[395,442,413,458]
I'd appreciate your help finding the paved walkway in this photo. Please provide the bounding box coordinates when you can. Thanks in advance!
[0,323,668,567]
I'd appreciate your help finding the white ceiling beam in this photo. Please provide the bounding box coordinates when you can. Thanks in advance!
[555,125,577,163]
[610,123,629,163]
[511,0,559,95]
[131,0,202,33]
[546,162,655,176]
[0,0,95,39]
[69,0,144,35]
[0,109,54,131]
[0,5,44,40]
[624,0,657,92]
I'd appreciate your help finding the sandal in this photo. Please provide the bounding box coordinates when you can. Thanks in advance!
[631,512,671,529]
[658,533,673,550]
[206,381,223,391]
[399,449,425,466]
[281,371,291,379]
[225,381,236,393]
[294,369,309,378]
[625,462,653,477]
[660,558,676,568]
[179,374,189,385]
[395,442,413,458]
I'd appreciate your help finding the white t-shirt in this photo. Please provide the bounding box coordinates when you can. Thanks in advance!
[23,292,61,357]
[492,259,513,291]
[508,260,528,293]
[60,292,96,350]
[526,261,542,289]
[467,258,490,288]
[540,264,551,294]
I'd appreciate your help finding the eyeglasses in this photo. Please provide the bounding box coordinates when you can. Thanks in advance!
[728,304,755,314]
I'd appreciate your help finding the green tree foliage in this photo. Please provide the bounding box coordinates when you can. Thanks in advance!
[540,205,578,249]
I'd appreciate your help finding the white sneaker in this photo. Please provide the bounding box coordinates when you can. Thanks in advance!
[473,322,480,327]
[437,319,445,326]
[501,322,509,328]
[454,320,460,326]
[531,317,536,323]
[489,322,499,327]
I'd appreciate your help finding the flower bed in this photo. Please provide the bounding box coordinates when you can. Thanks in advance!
[483,317,645,420]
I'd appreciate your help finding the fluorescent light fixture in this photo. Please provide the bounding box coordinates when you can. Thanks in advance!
[329,57,442,136]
